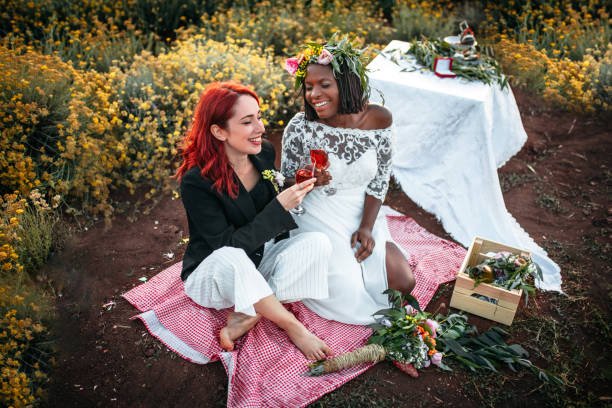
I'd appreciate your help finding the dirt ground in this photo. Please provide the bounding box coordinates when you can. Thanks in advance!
[42,90,611,407]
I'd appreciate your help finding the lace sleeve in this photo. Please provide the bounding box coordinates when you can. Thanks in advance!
[280,113,306,178]
[365,129,393,200]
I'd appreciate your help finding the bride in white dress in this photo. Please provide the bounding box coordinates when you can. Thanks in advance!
[281,36,415,325]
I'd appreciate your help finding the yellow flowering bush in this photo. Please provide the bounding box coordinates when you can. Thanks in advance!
[0,0,224,46]
[34,19,159,73]
[111,36,294,199]
[483,0,609,61]
[482,0,610,111]
[0,194,26,277]
[0,45,125,217]
[495,37,609,112]
[0,193,52,408]
[0,285,50,408]
[198,0,393,55]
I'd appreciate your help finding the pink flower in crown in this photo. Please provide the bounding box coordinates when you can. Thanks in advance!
[285,57,299,75]
[317,49,333,65]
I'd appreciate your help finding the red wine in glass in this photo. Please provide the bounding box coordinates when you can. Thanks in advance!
[309,149,336,195]
[310,149,329,170]
[291,163,315,215]
[295,166,314,184]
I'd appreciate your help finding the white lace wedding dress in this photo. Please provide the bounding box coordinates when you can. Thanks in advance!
[281,112,397,325]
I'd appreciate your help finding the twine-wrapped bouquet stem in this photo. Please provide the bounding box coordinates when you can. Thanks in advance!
[306,291,442,377]
[306,344,386,376]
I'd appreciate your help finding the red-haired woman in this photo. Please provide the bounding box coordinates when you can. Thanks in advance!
[176,82,333,360]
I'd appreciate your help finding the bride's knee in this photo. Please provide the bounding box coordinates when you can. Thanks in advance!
[392,268,415,294]
[386,242,415,294]
[403,269,416,293]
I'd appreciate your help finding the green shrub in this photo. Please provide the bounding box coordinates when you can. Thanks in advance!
[392,0,456,41]
[16,190,65,275]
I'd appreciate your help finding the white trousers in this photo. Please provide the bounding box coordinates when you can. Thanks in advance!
[184,232,332,316]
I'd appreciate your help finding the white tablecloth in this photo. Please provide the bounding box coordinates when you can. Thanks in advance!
[368,40,562,291]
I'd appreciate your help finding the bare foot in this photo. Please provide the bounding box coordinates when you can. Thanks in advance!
[285,322,333,360]
[219,312,261,351]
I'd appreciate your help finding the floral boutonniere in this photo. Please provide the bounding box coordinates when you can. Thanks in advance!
[262,170,285,194]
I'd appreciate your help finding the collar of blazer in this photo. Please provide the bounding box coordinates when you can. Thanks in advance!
[230,151,277,221]
[249,151,278,197]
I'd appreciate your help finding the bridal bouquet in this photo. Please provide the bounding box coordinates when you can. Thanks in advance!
[467,252,542,303]
[367,290,446,375]
[305,290,561,384]
[306,290,449,377]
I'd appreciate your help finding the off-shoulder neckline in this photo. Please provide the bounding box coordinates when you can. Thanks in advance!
[296,112,392,133]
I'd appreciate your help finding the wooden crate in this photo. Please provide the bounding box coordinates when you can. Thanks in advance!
[449,237,530,325]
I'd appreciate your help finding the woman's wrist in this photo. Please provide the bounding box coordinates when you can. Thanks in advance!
[358,224,374,232]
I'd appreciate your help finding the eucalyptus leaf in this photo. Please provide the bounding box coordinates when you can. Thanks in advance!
[372,308,395,316]
[455,355,479,371]
[508,344,529,357]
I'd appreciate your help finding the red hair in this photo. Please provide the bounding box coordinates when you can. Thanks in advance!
[175,82,260,198]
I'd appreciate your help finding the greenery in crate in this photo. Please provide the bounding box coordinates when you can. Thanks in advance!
[467,252,543,304]
[384,37,509,89]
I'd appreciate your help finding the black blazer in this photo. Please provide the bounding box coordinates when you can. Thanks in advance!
[180,140,298,281]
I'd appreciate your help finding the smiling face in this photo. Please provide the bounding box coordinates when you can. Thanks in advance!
[212,94,265,162]
[304,64,340,120]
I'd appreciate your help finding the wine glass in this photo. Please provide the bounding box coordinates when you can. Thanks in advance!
[309,149,336,196]
[291,161,315,215]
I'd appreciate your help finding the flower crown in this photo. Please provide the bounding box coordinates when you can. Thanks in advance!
[284,35,369,94]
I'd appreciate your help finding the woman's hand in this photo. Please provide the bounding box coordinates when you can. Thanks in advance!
[351,227,375,262]
[276,178,316,211]
[313,168,332,187]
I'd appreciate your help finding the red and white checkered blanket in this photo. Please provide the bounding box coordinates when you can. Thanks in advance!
[123,215,465,407]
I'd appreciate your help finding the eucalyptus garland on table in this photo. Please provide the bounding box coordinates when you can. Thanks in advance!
[386,38,508,90]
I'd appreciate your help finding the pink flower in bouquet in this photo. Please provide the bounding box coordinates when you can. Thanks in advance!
[405,305,417,315]
[431,352,443,366]
[317,49,333,65]
[493,251,512,259]
[285,57,299,75]
[425,319,439,338]
[514,257,528,267]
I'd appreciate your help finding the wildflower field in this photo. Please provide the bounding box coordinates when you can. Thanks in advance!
[0,0,610,406]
